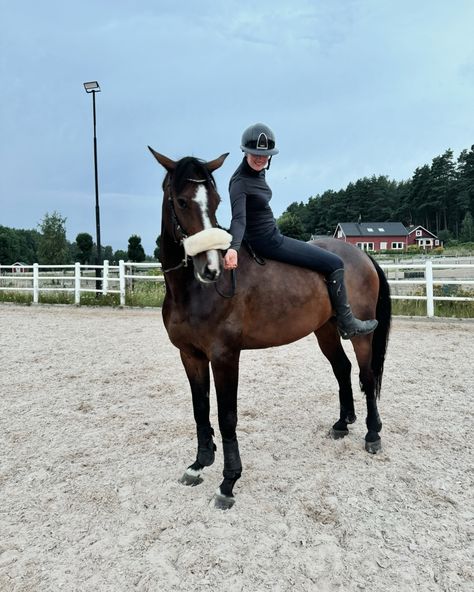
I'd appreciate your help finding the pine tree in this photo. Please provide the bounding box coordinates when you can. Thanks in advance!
[460,212,474,243]
[429,150,456,233]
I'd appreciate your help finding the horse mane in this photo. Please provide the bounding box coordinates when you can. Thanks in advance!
[164,156,217,195]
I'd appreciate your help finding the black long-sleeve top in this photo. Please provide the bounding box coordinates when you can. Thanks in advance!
[228,158,278,251]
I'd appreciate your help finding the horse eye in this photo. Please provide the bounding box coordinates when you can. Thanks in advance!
[176,197,187,209]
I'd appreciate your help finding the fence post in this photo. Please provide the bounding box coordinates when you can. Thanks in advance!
[74,262,81,305]
[33,263,39,304]
[119,260,126,306]
[425,260,434,317]
[103,260,109,295]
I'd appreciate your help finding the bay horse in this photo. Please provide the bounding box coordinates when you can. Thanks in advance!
[149,147,391,510]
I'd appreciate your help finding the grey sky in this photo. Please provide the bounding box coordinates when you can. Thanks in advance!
[1,0,474,254]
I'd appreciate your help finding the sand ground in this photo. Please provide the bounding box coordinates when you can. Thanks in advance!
[0,304,473,591]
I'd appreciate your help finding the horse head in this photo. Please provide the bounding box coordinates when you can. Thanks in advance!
[149,147,230,283]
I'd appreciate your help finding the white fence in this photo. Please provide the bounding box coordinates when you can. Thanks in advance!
[0,261,163,307]
[1,259,474,316]
[380,259,474,316]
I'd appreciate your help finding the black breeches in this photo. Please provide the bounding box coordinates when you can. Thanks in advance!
[249,230,343,276]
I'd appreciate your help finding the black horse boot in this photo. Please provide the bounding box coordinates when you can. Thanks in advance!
[327,268,378,339]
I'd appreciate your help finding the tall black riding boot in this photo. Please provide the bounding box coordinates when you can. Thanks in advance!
[327,268,378,339]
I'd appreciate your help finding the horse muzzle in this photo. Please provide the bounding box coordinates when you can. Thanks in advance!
[193,253,221,284]
[183,228,232,285]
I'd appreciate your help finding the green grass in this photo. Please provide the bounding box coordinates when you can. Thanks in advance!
[79,293,122,306]
[0,291,34,305]
[0,282,166,308]
[125,281,166,307]
[391,299,474,318]
[391,284,474,318]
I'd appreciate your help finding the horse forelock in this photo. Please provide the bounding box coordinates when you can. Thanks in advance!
[171,157,216,195]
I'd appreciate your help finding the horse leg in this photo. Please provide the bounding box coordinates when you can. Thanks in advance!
[178,350,216,486]
[315,322,356,438]
[353,338,383,454]
[211,349,242,510]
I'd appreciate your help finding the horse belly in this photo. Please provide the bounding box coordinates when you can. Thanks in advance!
[240,277,332,349]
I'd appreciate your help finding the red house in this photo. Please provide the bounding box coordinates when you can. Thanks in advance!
[334,222,408,252]
[407,225,441,250]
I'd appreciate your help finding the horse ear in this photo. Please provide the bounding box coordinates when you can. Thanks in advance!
[148,146,176,171]
[206,153,229,172]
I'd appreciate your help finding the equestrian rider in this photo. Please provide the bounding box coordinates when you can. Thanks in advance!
[223,122,378,339]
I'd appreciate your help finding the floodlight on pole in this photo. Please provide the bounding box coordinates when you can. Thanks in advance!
[83,81,100,93]
[83,81,102,289]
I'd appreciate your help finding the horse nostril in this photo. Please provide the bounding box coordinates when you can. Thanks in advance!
[204,267,218,281]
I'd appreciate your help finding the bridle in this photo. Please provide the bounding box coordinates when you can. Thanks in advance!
[162,172,236,297]
[162,174,209,273]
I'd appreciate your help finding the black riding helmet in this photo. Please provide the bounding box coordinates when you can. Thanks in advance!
[240,123,279,156]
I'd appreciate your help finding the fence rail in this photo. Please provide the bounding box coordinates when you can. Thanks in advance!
[380,260,474,317]
[1,259,474,316]
[0,261,163,307]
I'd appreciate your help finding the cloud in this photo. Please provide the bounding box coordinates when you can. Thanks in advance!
[2,0,474,257]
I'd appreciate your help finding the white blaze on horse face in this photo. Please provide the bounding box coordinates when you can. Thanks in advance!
[193,185,212,229]
[193,184,220,273]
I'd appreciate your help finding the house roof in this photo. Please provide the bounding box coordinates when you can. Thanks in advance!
[336,222,408,237]
[406,225,438,238]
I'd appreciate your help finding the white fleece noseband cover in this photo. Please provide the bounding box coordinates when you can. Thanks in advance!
[182,228,232,257]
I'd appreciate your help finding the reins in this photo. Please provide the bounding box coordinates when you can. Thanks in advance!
[214,269,236,298]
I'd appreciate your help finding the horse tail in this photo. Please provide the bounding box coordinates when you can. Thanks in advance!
[369,256,391,398]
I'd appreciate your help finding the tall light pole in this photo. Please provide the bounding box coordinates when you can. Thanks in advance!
[83,81,102,276]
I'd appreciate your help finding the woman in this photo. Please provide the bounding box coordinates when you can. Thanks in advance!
[223,122,378,339]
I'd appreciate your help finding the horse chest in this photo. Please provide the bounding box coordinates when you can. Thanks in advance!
[163,299,229,352]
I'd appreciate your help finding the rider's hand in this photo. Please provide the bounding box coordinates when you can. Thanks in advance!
[224,249,238,270]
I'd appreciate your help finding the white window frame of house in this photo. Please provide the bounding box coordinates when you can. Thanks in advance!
[391,242,404,250]
[380,241,387,250]
[357,242,374,251]
[416,229,422,237]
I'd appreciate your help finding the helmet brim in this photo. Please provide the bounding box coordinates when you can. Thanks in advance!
[241,146,279,156]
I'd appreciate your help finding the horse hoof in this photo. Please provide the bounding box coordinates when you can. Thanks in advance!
[365,437,382,454]
[213,490,235,510]
[331,427,349,439]
[179,468,203,486]
[331,420,349,439]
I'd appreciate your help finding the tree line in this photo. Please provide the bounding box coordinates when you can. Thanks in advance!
[3,144,474,264]
[0,212,161,265]
[277,145,474,244]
